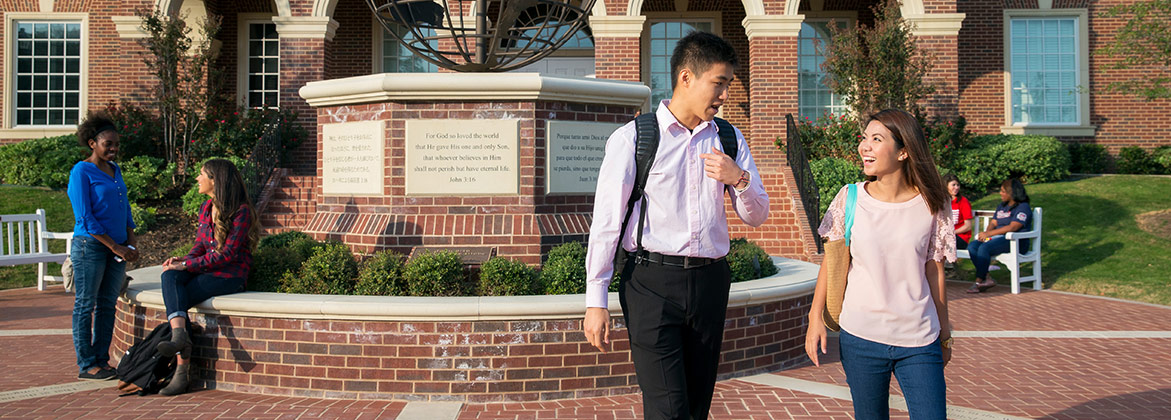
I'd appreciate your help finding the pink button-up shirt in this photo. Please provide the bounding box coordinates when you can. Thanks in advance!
[585,101,770,308]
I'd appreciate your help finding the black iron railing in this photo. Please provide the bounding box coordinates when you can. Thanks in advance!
[785,114,823,253]
[244,119,282,206]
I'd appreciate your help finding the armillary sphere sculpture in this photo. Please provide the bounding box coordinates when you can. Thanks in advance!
[367,0,597,72]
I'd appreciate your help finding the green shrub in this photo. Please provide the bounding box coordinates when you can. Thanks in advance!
[403,251,470,296]
[1153,146,1171,174]
[192,107,307,164]
[105,101,162,160]
[130,203,158,234]
[922,116,973,170]
[259,230,314,250]
[355,251,408,296]
[727,238,778,283]
[479,257,538,296]
[121,155,177,202]
[952,134,1071,194]
[811,158,863,218]
[279,242,358,295]
[248,234,322,292]
[1118,146,1162,174]
[181,155,255,215]
[0,135,87,188]
[1068,143,1107,174]
[788,113,861,164]
[540,242,588,295]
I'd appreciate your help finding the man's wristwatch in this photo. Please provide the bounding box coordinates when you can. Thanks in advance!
[733,170,750,192]
[941,336,953,349]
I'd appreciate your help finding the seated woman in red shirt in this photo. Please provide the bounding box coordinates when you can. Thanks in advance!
[944,174,973,249]
[156,159,260,396]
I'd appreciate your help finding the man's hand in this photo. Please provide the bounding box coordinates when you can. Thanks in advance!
[584,307,611,353]
[699,147,743,185]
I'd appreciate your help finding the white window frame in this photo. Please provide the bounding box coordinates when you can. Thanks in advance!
[1002,9,1095,137]
[370,17,440,74]
[237,13,279,108]
[2,13,89,139]
[797,13,853,120]
[641,13,721,112]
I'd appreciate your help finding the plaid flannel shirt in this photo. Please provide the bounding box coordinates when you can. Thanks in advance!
[185,200,253,280]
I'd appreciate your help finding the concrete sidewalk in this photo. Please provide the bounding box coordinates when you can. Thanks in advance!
[2,282,1169,419]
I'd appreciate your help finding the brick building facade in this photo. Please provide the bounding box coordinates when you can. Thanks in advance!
[2,0,1167,260]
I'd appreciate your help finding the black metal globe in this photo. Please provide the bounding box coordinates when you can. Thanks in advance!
[367,0,596,72]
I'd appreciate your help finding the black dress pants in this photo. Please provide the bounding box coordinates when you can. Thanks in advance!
[618,259,732,420]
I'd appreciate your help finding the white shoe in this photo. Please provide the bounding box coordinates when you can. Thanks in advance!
[988,264,1001,271]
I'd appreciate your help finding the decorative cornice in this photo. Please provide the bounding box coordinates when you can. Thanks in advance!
[588,15,646,38]
[905,13,966,37]
[742,14,805,39]
[110,16,148,39]
[1000,125,1096,137]
[299,73,652,108]
[272,16,338,41]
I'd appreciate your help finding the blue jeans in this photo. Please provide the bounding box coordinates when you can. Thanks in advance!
[839,330,946,420]
[70,236,125,373]
[968,236,1011,279]
[161,270,245,320]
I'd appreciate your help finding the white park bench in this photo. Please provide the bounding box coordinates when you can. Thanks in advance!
[956,207,1043,294]
[0,209,73,291]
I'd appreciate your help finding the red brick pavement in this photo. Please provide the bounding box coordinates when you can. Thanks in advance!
[0,335,83,392]
[0,388,406,419]
[3,281,1170,419]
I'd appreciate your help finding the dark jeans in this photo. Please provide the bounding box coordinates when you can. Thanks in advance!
[71,235,125,373]
[968,236,1011,279]
[618,258,732,420]
[839,330,946,420]
[954,235,968,250]
[160,270,245,320]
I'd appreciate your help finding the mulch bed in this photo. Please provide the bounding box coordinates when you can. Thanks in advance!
[127,205,196,270]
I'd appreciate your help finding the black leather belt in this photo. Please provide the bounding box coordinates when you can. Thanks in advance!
[628,251,725,269]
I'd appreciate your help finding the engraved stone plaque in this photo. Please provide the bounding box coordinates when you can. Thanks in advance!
[322,120,385,195]
[546,121,620,194]
[406,119,519,195]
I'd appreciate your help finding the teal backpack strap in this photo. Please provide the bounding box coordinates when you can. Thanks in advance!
[844,183,858,246]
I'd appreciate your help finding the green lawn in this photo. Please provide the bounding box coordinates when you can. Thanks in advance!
[954,175,1171,306]
[0,186,73,289]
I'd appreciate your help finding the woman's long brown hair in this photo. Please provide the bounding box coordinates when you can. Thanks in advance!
[867,109,949,215]
[202,159,261,252]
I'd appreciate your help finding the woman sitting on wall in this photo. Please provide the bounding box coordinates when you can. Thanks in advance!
[156,158,260,395]
[966,178,1032,293]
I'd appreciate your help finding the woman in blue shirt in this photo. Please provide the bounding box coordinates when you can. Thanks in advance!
[67,112,139,380]
[967,178,1032,293]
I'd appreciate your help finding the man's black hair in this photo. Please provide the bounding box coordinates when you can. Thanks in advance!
[670,31,739,90]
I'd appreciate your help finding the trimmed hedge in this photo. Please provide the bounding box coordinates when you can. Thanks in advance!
[1118,146,1171,175]
[479,257,539,296]
[540,242,588,295]
[279,242,358,295]
[404,251,470,296]
[0,135,87,188]
[1068,143,1107,174]
[248,232,321,293]
[355,251,408,296]
[952,134,1070,194]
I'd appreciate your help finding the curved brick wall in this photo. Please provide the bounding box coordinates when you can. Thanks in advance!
[112,259,816,402]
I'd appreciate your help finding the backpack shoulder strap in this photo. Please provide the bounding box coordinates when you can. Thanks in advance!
[615,113,660,262]
[844,183,858,246]
[712,117,738,160]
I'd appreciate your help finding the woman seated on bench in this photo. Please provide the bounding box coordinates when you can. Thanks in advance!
[967,178,1032,293]
[156,159,260,395]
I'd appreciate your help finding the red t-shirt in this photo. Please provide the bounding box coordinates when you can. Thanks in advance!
[951,196,973,242]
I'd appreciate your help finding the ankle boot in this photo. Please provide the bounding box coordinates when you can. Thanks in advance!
[159,363,189,396]
[157,327,191,358]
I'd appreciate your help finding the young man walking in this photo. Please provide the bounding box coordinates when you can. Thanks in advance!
[582,31,769,420]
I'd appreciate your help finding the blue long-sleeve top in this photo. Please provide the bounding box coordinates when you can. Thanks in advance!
[67,161,135,244]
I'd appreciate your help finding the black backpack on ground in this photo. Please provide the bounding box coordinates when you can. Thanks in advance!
[115,323,179,396]
[615,114,740,262]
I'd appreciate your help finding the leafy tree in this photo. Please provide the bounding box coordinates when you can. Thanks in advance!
[1098,0,1171,100]
[821,0,936,129]
[135,8,225,170]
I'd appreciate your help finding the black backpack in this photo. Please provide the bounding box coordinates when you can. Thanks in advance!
[615,114,740,261]
[115,323,179,396]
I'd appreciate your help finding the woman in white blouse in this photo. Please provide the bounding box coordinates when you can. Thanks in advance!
[805,109,957,419]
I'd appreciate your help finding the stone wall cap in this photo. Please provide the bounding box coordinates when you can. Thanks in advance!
[125,257,817,321]
[298,73,651,108]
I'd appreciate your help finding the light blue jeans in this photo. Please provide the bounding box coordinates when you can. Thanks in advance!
[70,236,125,373]
[839,329,946,420]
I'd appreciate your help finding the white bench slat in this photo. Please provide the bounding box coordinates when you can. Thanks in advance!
[0,210,73,291]
[955,207,1043,294]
